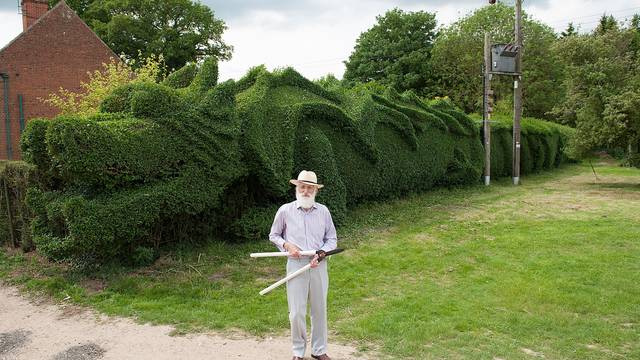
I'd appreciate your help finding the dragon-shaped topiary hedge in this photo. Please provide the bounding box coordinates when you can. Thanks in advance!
[20,58,573,265]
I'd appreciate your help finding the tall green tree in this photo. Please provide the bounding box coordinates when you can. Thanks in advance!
[51,0,232,70]
[49,0,92,17]
[560,22,578,38]
[551,18,640,166]
[595,14,619,35]
[630,14,640,31]
[630,14,640,55]
[343,8,438,95]
[429,3,562,119]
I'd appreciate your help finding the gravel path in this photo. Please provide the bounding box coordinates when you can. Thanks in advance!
[0,286,366,360]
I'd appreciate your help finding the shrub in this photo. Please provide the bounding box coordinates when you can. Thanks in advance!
[229,206,280,241]
[45,116,185,190]
[470,113,576,176]
[163,63,198,89]
[0,161,34,250]
[189,57,219,93]
[43,55,166,117]
[21,58,574,266]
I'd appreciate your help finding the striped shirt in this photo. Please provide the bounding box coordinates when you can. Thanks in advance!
[269,200,338,253]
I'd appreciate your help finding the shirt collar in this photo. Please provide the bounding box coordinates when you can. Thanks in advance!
[295,200,317,211]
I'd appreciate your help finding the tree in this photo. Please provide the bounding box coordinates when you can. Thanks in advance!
[43,55,165,116]
[343,8,438,95]
[595,14,619,35]
[629,14,640,55]
[551,18,640,166]
[314,74,342,92]
[51,0,232,71]
[429,3,562,118]
[49,0,92,17]
[631,14,640,31]
[601,82,640,166]
[561,22,578,38]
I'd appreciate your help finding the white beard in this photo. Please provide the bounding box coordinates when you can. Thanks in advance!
[296,192,316,209]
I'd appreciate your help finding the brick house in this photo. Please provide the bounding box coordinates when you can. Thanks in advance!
[0,0,120,160]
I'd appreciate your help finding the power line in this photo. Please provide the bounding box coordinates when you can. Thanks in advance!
[572,14,639,28]
[544,6,640,25]
[554,10,640,31]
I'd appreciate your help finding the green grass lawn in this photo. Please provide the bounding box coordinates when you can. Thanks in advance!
[1,160,639,359]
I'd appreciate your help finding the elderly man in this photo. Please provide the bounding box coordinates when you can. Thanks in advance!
[269,170,337,360]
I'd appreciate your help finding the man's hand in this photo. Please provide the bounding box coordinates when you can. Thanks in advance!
[284,242,301,258]
[310,254,319,268]
[310,250,326,268]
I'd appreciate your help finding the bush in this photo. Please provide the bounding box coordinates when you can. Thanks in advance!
[43,56,166,117]
[163,63,198,89]
[471,113,576,176]
[0,161,35,250]
[45,116,185,190]
[189,57,219,93]
[21,58,574,266]
[627,153,640,167]
[20,119,58,189]
[229,206,279,241]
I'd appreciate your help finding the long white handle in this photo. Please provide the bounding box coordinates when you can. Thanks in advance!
[250,251,316,258]
[260,263,312,295]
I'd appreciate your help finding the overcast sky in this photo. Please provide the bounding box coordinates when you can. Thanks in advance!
[1,0,639,81]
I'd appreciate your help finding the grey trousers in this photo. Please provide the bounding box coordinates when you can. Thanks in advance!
[286,257,329,357]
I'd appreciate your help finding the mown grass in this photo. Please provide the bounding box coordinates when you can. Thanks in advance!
[1,161,639,359]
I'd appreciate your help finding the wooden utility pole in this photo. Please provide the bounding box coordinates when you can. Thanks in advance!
[512,0,523,185]
[483,32,492,186]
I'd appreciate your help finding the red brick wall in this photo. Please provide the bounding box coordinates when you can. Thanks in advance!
[22,0,49,31]
[0,2,119,160]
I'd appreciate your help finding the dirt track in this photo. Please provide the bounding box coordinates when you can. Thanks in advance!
[0,286,365,360]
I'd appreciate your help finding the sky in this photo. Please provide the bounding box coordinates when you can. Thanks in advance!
[1,0,639,81]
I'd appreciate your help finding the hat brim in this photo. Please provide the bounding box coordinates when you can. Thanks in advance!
[290,179,324,188]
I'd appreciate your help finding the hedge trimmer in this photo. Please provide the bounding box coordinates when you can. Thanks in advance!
[250,248,345,295]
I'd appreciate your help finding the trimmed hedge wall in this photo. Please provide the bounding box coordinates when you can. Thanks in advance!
[19,59,574,266]
[470,113,575,177]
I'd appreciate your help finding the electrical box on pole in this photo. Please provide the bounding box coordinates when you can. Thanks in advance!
[490,44,520,75]
[487,0,523,186]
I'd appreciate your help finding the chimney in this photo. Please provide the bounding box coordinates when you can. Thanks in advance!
[21,0,50,31]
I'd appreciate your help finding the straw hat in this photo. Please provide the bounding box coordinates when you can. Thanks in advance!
[289,170,324,188]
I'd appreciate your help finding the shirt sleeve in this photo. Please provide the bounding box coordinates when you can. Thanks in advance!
[269,206,287,252]
[320,209,337,252]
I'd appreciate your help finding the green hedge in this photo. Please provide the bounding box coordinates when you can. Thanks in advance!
[20,58,574,266]
[162,63,198,89]
[0,161,34,251]
[45,117,184,190]
[470,114,576,177]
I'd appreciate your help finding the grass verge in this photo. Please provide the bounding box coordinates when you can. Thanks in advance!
[1,160,639,359]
